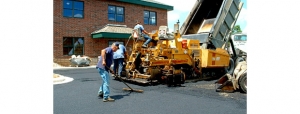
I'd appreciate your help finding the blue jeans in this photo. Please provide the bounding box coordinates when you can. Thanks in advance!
[97,67,110,99]
[113,58,124,76]
[143,34,152,46]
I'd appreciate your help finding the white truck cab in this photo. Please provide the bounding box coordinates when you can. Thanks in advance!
[232,34,247,53]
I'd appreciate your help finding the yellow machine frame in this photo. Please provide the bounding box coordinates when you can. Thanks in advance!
[122,23,231,86]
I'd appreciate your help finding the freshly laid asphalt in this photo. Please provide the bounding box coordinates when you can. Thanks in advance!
[54,66,246,114]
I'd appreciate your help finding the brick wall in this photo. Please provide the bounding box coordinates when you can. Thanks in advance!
[54,0,168,66]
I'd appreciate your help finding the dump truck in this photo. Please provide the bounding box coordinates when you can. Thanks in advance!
[179,0,245,77]
[179,0,247,93]
[118,0,245,87]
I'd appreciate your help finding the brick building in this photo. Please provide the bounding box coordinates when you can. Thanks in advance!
[54,0,173,66]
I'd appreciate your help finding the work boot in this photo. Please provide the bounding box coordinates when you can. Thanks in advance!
[98,92,103,98]
[142,45,147,48]
[103,97,115,102]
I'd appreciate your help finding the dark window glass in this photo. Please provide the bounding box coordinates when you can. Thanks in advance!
[63,9,73,17]
[108,14,115,21]
[234,35,247,41]
[116,15,124,22]
[150,12,155,17]
[150,12,156,25]
[150,18,156,25]
[63,0,84,18]
[108,5,124,22]
[74,1,83,10]
[63,38,73,46]
[116,7,123,14]
[63,1,73,9]
[108,6,115,13]
[63,47,73,56]
[74,10,83,18]
[63,37,84,55]
[144,11,156,25]
[73,38,84,55]
[144,11,149,17]
[144,18,149,25]
[240,35,247,41]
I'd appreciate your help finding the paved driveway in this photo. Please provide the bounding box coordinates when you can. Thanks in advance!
[54,68,246,114]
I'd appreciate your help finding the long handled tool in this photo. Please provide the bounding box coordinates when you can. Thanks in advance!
[105,66,143,93]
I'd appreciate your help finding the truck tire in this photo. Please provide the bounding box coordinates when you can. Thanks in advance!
[239,73,247,93]
[225,58,234,75]
[235,57,244,67]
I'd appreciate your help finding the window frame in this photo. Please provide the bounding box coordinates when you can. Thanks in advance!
[144,10,157,25]
[63,37,85,56]
[63,0,84,18]
[108,5,125,22]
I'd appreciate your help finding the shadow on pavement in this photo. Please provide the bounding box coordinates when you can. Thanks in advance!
[110,92,132,100]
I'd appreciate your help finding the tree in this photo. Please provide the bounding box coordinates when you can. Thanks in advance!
[232,25,242,34]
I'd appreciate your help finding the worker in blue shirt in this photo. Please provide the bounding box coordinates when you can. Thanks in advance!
[96,42,119,102]
[113,43,127,77]
[134,20,152,48]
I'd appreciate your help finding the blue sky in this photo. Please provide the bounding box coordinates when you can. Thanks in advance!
[157,0,247,33]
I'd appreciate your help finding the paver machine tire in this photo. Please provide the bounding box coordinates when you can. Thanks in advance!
[239,72,247,93]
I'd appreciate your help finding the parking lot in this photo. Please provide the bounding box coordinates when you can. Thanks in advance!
[54,68,246,114]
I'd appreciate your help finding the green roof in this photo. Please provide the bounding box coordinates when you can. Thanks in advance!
[116,0,173,11]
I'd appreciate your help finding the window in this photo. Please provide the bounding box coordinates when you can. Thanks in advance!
[108,5,124,22]
[234,35,247,41]
[108,41,124,47]
[63,37,84,55]
[144,11,156,25]
[63,0,84,18]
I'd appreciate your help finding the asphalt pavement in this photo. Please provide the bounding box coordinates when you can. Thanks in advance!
[54,67,247,114]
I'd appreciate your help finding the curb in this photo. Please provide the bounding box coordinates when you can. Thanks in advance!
[53,75,74,85]
[53,74,65,83]
[53,65,94,84]
[53,65,97,70]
